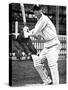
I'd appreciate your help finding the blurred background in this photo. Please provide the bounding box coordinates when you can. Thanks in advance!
[9,3,67,86]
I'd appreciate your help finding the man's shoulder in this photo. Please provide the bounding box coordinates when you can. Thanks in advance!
[42,14,47,18]
[42,14,49,21]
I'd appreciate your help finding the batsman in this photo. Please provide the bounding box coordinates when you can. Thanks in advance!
[23,5,61,85]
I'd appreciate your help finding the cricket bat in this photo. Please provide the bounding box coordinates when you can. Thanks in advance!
[20,3,26,26]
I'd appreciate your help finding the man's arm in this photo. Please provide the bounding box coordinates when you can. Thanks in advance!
[28,19,46,36]
[23,16,47,38]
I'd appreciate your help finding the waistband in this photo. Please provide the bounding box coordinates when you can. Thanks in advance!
[45,44,58,49]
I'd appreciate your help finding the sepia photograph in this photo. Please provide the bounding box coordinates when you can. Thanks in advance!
[9,3,66,86]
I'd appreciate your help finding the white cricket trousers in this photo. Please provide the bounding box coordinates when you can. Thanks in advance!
[32,45,60,85]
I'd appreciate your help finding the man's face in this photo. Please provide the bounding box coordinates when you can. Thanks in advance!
[34,10,40,18]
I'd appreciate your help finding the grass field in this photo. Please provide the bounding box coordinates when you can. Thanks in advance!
[11,59,66,86]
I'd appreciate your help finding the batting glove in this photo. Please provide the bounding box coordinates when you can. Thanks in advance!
[23,26,29,32]
[24,30,29,38]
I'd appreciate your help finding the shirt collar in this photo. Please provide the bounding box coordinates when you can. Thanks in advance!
[37,13,43,22]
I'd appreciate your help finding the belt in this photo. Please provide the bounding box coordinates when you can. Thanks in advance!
[46,44,58,49]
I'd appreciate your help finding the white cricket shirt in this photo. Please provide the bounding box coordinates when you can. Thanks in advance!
[29,13,60,48]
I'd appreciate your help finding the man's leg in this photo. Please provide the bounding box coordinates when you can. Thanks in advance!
[46,46,60,84]
[49,63,59,84]
[32,48,52,85]
[35,64,52,84]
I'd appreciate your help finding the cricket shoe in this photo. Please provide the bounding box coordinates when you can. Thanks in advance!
[42,82,52,85]
[42,77,52,85]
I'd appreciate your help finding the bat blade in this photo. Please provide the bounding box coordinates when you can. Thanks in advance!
[20,3,26,26]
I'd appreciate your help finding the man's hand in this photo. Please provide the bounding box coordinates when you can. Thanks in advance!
[23,26,29,32]
[24,31,29,38]
[23,26,29,38]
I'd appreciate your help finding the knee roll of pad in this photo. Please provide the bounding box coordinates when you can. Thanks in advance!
[31,55,42,67]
